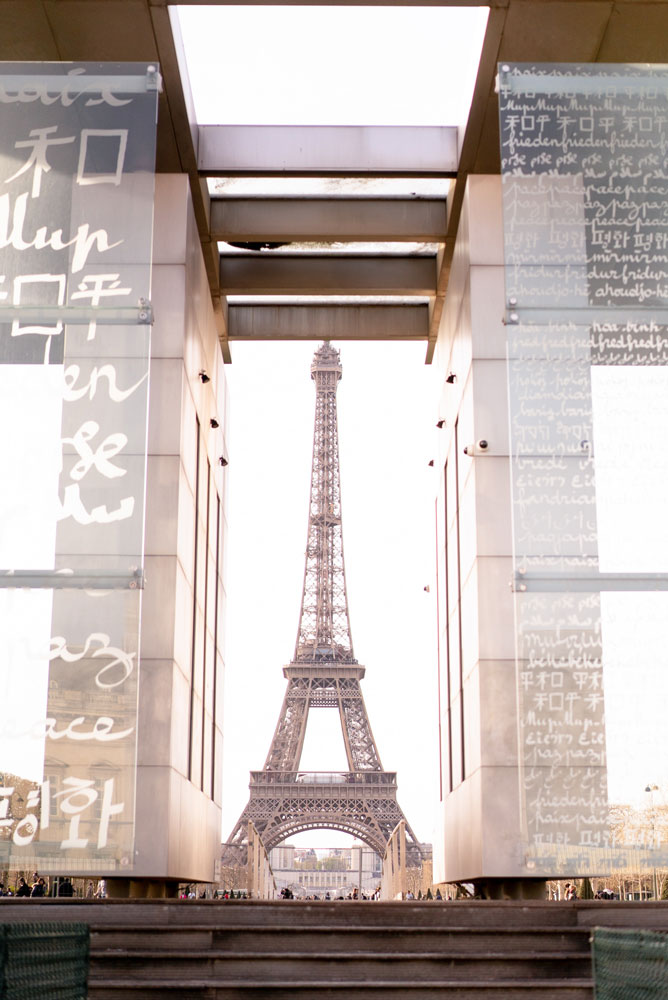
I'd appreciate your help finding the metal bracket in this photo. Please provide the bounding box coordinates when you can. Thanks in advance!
[504,302,668,327]
[499,69,668,97]
[1,71,162,97]
[145,64,163,93]
[0,568,145,590]
[138,297,153,323]
[0,299,153,327]
[511,570,668,593]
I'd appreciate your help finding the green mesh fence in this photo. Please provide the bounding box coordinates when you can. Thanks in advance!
[0,923,89,1000]
[592,927,668,1000]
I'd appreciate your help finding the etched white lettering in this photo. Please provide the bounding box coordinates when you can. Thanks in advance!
[77,130,128,186]
[0,192,123,271]
[63,420,128,481]
[64,363,148,403]
[70,273,131,339]
[45,716,134,742]
[57,483,134,525]
[56,777,98,849]
[97,778,124,848]
[4,125,76,197]
[50,632,135,689]
[0,69,132,108]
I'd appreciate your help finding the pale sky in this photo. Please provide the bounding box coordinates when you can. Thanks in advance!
[176,4,489,848]
[591,368,668,807]
[176,5,489,128]
[221,340,441,847]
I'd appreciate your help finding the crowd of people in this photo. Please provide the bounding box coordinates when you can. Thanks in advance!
[563,882,615,900]
[0,873,107,898]
[0,873,47,897]
[0,876,619,901]
[279,886,372,900]
[278,886,447,900]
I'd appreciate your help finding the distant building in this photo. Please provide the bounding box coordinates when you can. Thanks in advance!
[268,842,381,897]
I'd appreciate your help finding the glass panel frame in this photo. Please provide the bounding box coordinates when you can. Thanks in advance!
[0,62,158,874]
[500,62,668,877]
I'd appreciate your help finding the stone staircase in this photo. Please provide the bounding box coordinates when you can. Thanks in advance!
[87,906,592,999]
[2,898,668,998]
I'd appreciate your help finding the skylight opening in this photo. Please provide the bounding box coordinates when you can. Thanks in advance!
[208,177,452,198]
[176,6,489,128]
[226,296,431,305]
[219,242,440,257]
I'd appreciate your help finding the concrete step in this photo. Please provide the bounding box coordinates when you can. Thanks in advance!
[4,897,666,932]
[87,977,595,1000]
[85,904,594,997]
[0,899,586,930]
[88,949,591,981]
[9,897,668,1000]
[137,901,580,930]
[90,924,591,954]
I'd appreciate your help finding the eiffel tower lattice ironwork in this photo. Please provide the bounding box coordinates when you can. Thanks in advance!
[222,343,422,866]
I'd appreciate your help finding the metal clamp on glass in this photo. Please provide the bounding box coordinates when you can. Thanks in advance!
[145,64,162,92]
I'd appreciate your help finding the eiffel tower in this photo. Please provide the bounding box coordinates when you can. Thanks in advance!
[222,343,422,866]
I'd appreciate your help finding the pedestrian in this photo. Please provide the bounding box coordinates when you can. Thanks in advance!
[564,882,578,900]
[16,877,31,897]
[31,877,46,897]
[86,881,94,898]
[57,877,74,897]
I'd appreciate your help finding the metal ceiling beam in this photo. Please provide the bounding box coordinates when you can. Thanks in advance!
[6,0,660,360]
[199,126,458,176]
[211,198,447,243]
[425,5,507,364]
[150,6,232,362]
[220,256,436,295]
[228,304,429,341]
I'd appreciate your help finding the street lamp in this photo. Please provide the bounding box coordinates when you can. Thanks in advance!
[644,784,659,900]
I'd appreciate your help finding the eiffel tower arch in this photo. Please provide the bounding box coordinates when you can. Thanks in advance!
[223,343,422,866]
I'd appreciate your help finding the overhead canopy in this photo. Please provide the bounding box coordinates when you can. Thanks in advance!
[2,0,668,360]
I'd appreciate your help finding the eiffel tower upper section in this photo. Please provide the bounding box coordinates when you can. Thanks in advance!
[295,342,354,665]
[261,343,385,778]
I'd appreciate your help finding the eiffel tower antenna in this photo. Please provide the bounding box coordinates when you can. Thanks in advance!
[222,343,422,865]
